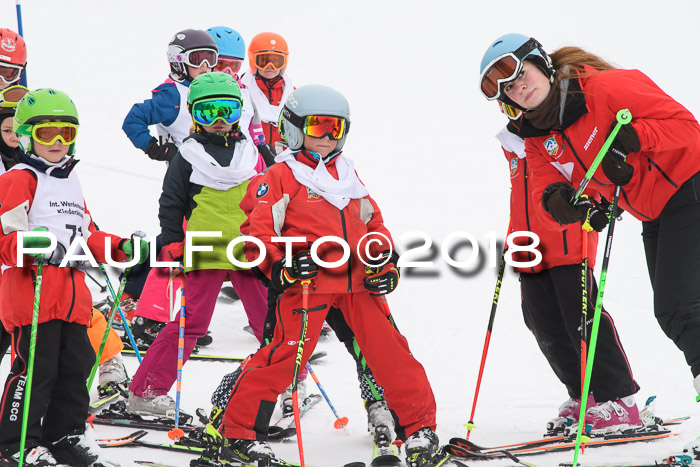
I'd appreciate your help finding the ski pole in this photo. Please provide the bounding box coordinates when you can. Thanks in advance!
[572,112,631,464]
[88,263,133,391]
[85,268,108,293]
[572,109,632,203]
[292,280,311,467]
[465,242,508,440]
[98,264,141,363]
[580,225,591,399]
[19,255,44,467]
[377,296,400,333]
[305,363,349,430]
[169,264,186,441]
[16,0,27,87]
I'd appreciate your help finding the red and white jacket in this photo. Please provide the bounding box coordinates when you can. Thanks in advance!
[497,127,598,274]
[521,66,700,228]
[240,150,392,294]
[0,165,126,331]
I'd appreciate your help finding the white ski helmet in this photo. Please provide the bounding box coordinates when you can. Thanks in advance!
[279,84,351,158]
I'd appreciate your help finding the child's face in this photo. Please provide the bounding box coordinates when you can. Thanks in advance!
[33,138,69,162]
[203,121,233,134]
[304,135,338,159]
[258,65,281,80]
[32,121,72,162]
[0,117,18,148]
[187,64,212,80]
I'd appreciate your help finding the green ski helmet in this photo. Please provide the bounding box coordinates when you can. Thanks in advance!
[187,71,243,132]
[14,88,79,154]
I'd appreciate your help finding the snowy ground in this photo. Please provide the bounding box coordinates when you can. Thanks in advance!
[2,0,700,465]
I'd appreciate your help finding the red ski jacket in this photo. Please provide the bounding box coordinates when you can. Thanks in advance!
[0,168,126,331]
[253,75,285,149]
[498,128,598,274]
[240,151,393,294]
[523,67,700,228]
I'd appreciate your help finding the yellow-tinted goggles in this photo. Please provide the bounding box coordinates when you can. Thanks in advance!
[32,122,78,146]
[0,85,29,108]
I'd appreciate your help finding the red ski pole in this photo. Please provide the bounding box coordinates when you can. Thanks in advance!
[291,280,311,466]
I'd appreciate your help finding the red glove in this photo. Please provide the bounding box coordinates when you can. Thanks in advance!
[161,241,184,262]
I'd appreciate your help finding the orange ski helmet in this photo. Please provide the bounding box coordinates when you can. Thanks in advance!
[248,32,288,75]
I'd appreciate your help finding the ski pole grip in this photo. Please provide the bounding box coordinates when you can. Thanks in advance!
[595,109,632,166]
[572,109,631,203]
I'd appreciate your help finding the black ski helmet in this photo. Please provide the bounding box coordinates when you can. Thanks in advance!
[167,28,218,82]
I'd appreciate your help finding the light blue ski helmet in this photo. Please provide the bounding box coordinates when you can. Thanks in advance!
[279,84,351,160]
[207,26,245,59]
[479,33,554,103]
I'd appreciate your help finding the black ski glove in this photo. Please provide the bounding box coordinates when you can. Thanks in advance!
[363,250,400,296]
[145,139,178,162]
[257,143,277,168]
[269,250,319,293]
[601,123,640,186]
[542,182,609,231]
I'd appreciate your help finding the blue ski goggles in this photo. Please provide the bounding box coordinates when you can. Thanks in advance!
[191,98,242,126]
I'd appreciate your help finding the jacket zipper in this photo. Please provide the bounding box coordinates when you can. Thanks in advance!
[647,158,678,188]
[339,210,352,293]
[522,159,536,274]
[65,268,76,321]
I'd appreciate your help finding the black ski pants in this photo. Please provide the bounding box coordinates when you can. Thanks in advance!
[520,264,639,402]
[0,320,94,454]
[642,170,700,378]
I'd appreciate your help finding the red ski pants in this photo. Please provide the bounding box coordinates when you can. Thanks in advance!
[222,291,437,440]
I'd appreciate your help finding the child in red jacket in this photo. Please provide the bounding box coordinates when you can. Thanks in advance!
[218,85,438,467]
[0,88,147,467]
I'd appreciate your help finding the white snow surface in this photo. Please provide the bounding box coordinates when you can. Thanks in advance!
[1,1,700,466]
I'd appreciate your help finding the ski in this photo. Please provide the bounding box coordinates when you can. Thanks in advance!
[220,286,240,301]
[371,425,402,466]
[92,401,196,432]
[95,430,148,448]
[448,414,689,455]
[90,381,130,410]
[268,394,323,439]
[135,462,181,467]
[121,348,327,364]
[445,427,675,460]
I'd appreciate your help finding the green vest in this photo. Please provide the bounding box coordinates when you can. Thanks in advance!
[184,180,250,272]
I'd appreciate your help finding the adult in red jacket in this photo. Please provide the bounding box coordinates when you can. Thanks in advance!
[498,111,638,433]
[219,85,438,467]
[480,34,700,403]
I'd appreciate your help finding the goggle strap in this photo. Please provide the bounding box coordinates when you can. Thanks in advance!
[281,105,306,129]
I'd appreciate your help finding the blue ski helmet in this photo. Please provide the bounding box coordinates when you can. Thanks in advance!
[479,33,554,103]
[207,26,245,59]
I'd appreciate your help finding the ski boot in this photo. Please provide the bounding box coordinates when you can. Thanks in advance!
[405,427,439,467]
[219,438,274,465]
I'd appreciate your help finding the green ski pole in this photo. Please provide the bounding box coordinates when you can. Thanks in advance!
[86,232,144,391]
[571,110,632,466]
[572,109,632,203]
[18,256,44,467]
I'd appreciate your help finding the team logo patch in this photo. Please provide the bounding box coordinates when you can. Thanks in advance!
[256,182,269,198]
[544,137,559,156]
[510,157,518,176]
[306,187,320,199]
[1,38,16,53]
